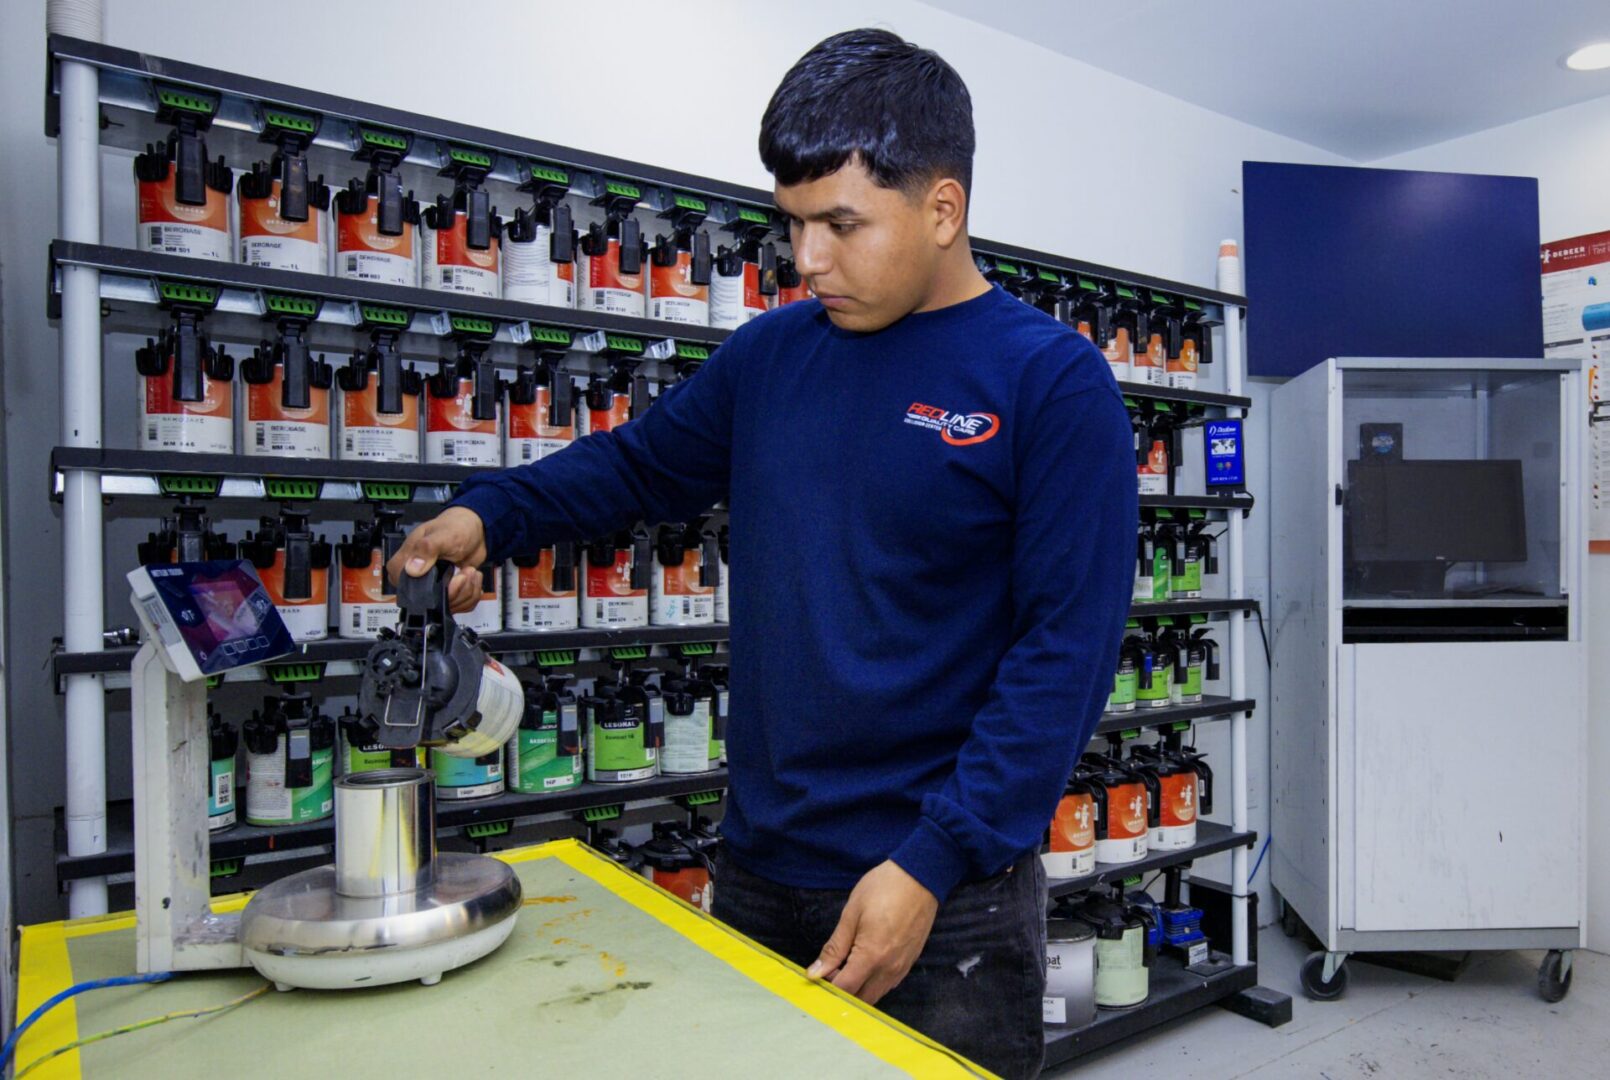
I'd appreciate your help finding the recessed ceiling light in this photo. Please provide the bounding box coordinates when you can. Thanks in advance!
[1564,42,1610,71]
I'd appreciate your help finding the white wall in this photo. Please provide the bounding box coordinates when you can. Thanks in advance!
[0,0,1349,924]
[1376,97,1610,953]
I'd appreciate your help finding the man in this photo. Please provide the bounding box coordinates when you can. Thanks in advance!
[390,28,1134,1079]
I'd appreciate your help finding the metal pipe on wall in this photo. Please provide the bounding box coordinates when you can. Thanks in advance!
[1224,307,1250,968]
[54,0,109,917]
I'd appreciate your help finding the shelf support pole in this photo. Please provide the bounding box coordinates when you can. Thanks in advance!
[1224,305,1250,966]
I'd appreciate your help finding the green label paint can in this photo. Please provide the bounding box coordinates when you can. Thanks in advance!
[208,711,237,831]
[431,747,506,800]
[242,696,335,826]
[509,678,583,793]
[584,685,659,784]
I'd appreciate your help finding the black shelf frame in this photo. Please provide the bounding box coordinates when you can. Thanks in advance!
[1042,954,1259,1066]
[1139,493,1254,514]
[1093,696,1256,739]
[55,770,727,884]
[51,446,484,499]
[1128,598,1258,620]
[53,625,728,680]
[1116,381,1250,411]
[45,34,1246,310]
[1046,821,1255,899]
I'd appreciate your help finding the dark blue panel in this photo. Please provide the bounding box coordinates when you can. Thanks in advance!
[1242,162,1542,378]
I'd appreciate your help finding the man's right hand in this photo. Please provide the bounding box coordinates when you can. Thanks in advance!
[386,506,489,614]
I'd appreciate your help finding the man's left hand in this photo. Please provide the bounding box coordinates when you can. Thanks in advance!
[807,860,939,1005]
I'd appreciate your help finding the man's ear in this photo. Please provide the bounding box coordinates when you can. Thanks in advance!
[929,177,968,249]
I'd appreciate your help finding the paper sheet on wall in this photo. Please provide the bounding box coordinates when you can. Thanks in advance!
[1540,231,1610,547]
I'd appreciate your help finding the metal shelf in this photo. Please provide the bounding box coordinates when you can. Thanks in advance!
[50,241,729,349]
[1093,696,1256,739]
[1139,493,1254,514]
[1128,598,1259,620]
[52,625,729,684]
[1116,381,1251,411]
[1042,953,1258,1066]
[1046,821,1256,899]
[46,34,1244,309]
[54,770,727,884]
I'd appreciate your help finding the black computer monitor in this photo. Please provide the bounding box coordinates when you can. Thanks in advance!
[1345,459,1527,594]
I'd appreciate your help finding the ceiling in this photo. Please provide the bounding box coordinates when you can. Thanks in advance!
[918,0,1610,160]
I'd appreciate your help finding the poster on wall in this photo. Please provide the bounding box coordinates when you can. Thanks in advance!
[1540,230,1610,548]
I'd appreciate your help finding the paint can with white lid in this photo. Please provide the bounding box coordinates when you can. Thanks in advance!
[503,168,578,307]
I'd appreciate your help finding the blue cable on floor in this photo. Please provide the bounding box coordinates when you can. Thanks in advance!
[1,972,174,1069]
[1247,835,1271,885]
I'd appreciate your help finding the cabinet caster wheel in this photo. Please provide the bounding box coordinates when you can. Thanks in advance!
[1300,951,1348,1001]
[1538,950,1572,1003]
[1280,900,1301,939]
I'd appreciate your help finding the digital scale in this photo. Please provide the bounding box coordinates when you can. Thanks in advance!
[127,559,523,990]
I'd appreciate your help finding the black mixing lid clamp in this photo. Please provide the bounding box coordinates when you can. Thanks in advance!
[135,294,230,404]
[510,328,578,429]
[1180,300,1216,368]
[354,126,416,236]
[977,256,1036,299]
[344,307,417,415]
[653,197,713,286]
[257,109,323,222]
[722,214,779,295]
[1069,277,1115,344]
[358,561,487,750]
[595,334,652,418]
[513,163,577,263]
[697,520,722,589]
[137,498,231,564]
[629,527,653,591]
[587,182,646,274]
[338,507,407,580]
[1148,292,1184,359]
[439,147,497,250]
[242,295,330,410]
[437,317,501,421]
[152,86,221,206]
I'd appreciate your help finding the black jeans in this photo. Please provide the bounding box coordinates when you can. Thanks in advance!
[713,849,1047,1079]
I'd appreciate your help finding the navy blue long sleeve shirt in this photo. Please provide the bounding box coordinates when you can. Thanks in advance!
[451,285,1136,902]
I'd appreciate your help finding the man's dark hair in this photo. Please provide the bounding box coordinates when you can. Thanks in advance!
[759,28,975,200]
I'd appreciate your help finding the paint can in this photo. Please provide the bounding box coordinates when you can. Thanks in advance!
[1130,743,1212,851]
[580,529,650,629]
[338,707,422,776]
[1136,416,1171,495]
[1130,299,1166,387]
[1176,303,1213,389]
[647,199,713,326]
[658,666,720,775]
[713,524,731,624]
[136,502,234,564]
[583,671,661,783]
[134,130,233,261]
[240,329,332,459]
[208,710,238,832]
[1077,890,1157,1009]
[637,824,713,911]
[505,544,579,631]
[1081,754,1154,864]
[1043,774,1097,879]
[237,156,331,274]
[504,355,575,465]
[508,676,583,794]
[1173,520,1217,599]
[651,522,717,627]
[456,562,504,634]
[238,509,332,642]
[699,663,730,765]
[336,509,406,639]
[430,747,505,801]
[577,184,648,317]
[774,256,812,307]
[503,168,578,306]
[1043,915,1098,1029]
[243,693,335,826]
[420,185,502,298]
[333,170,421,287]
[1106,636,1143,714]
[579,366,636,436]
[1135,633,1174,709]
[136,312,235,454]
[709,214,778,329]
[1152,517,1187,602]
[335,336,423,463]
[424,351,503,466]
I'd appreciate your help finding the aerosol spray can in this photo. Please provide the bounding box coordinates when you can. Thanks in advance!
[240,324,333,459]
[710,212,778,329]
[431,747,505,801]
[237,156,331,274]
[456,562,503,635]
[136,310,235,454]
[714,524,731,624]
[658,663,721,775]
[136,501,234,564]
[425,347,503,466]
[504,350,575,465]
[333,169,421,287]
[651,522,718,626]
[335,332,423,463]
[238,509,332,642]
[208,710,238,832]
[508,676,583,793]
[582,667,663,783]
[338,707,421,776]
[648,199,714,326]
[580,529,651,629]
[775,256,812,307]
[505,543,579,631]
[336,509,406,639]
[134,115,233,261]
[577,183,648,317]
[243,693,335,826]
[502,167,578,306]
[420,151,502,298]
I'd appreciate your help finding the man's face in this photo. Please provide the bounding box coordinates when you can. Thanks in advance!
[775,159,949,333]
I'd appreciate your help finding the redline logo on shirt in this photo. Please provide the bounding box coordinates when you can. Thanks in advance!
[904,402,1001,446]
